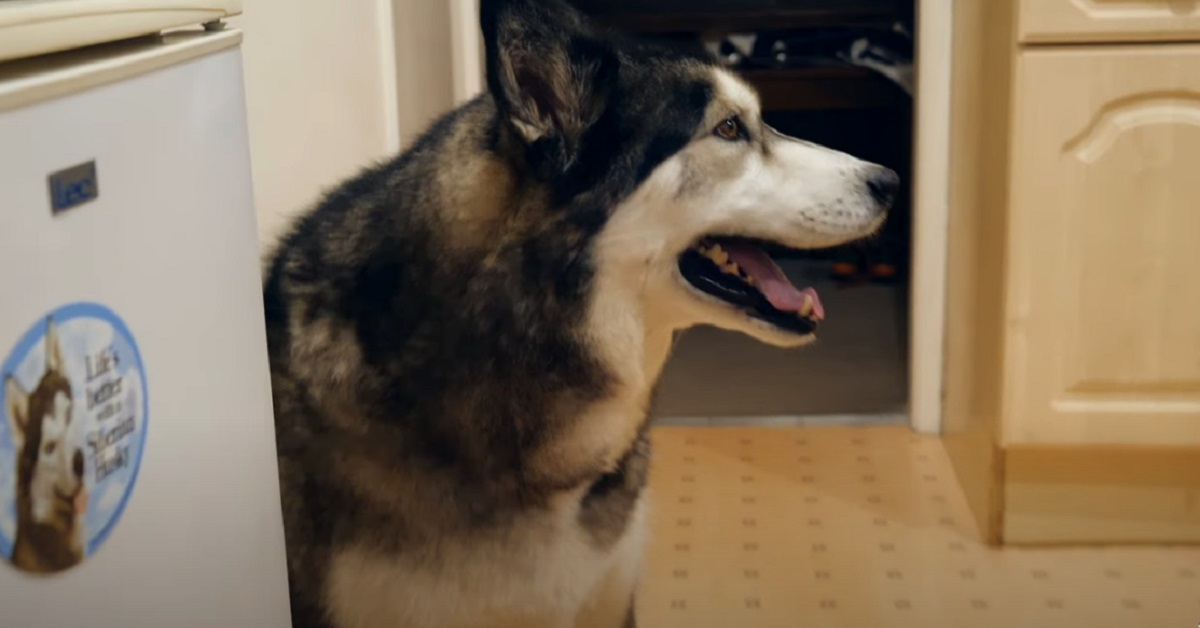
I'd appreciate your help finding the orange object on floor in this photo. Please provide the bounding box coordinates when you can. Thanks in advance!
[869,262,897,279]
[830,261,859,278]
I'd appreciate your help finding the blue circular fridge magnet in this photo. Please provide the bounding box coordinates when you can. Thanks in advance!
[0,303,149,574]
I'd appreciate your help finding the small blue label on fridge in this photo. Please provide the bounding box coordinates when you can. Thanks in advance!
[0,303,148,574]
[47,160,99,215]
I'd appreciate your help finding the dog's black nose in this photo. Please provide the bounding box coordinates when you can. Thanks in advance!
[866,167,900,209]
[73,449,84,477]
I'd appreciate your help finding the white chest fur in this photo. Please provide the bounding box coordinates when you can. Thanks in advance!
[324,494,648,628]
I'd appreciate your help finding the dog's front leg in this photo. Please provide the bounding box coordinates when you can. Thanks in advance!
[575,570,639,628]
[574,527,644,628]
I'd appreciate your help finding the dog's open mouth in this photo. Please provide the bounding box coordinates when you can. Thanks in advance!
[678,236,824,335]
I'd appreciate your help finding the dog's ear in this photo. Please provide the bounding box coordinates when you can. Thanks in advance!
[45,317,65,376]
[5,375,29,449]
[481,0,617,172]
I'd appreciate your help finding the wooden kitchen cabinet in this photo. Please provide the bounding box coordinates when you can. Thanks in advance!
[1019,0,1200,43]
[1008,45,1200,447]
[944,2,1200,545]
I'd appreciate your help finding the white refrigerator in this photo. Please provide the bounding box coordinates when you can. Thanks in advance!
[0,2,292,626]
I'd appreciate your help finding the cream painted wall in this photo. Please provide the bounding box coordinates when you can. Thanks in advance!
[391,0,459,145]
[447,0,485,104]
[230,1,400,248]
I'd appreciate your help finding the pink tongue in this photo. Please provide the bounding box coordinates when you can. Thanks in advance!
[722,242,825,320]
[74,487,88,515]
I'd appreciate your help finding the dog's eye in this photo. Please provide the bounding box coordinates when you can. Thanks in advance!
[43,442,57,456]
[714,116,743,141]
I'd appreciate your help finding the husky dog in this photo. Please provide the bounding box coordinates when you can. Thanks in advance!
[264,0,897,626]
[5,318,87,574]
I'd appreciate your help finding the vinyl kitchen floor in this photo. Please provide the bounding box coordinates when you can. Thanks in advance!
[635,425,1200,628]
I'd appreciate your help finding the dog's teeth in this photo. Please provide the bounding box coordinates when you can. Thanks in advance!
[799,294,814,316]
[705,250,737,271]
[698,243,753,281]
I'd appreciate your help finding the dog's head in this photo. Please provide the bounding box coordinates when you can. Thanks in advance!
[5,319,86,537]
[482,0,896,347]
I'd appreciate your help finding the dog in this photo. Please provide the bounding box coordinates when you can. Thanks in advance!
[263,0,897,626]
[4,318,87,574]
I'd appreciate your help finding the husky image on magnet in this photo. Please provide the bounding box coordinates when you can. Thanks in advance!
[1,304,148,575]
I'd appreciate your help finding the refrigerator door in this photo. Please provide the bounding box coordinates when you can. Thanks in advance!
[0,29,291,628]
[0,0,243,63]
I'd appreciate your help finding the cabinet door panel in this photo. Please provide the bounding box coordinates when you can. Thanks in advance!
[1007,46,1200,445]
[1021,0,1200,44]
